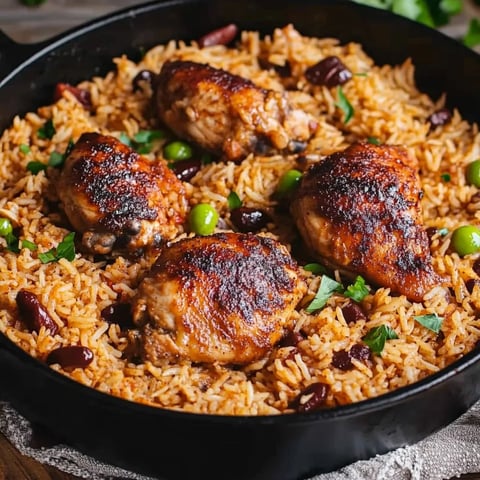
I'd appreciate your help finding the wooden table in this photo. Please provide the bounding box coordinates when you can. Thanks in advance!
[1,1,480,479]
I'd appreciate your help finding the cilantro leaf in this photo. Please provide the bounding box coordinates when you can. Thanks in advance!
[21,239,38,251]
[306,275,343,313]
[303,263,326,275]
[414,313,444,333]
[27,161,47,174]
[440,173,451,182]
[5,232,19,253]
[367,136,381,145]
[335,86,354,124]
[362,325,398,355]
[464,18,480,48]
[119,132,132,147]
[344,275,369,302]
[227,191,242,210]
[133,129,165,144]
[37,119,56,140]
[38,232,75,264]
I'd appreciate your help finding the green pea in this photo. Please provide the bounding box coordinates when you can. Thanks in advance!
[163,141,193,161]
[188,204,219,236]
[0,218,13,237]
[466,159,480,187]
[276,169,302,196]
[451,225,480,256]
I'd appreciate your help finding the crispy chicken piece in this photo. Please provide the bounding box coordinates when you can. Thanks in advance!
[154,60,317,162]
[291,142,442,302]
[132,232,307,365]
[57,132,188,254]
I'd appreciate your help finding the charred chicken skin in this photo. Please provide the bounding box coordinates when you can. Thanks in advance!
[291,142,442,302]
[57,132,188,254]
[132,232,307,365]
[154,60,317,162]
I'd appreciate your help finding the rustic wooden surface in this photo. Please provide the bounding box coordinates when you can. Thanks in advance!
[0,1,480,479]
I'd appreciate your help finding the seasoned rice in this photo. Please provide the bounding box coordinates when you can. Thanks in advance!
[1,24,480,415]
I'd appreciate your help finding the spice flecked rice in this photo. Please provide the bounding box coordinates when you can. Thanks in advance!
[1,25,480,415]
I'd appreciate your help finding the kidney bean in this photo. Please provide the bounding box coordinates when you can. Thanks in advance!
[100,302,134,329]
[46,346,94,369]
[230,207,271,233]
[465,278,479,294]
[198,24,238,48]
[341,301,367,324]
[349,343,372,362]
[291,382,329,413]
[278,330,306,348]
[305,56,352,88]
[132,69,156,92]
[16,290,58,335]
[170,158,202,182]
[331,349,352,370]
[54,83,92,111]
[428,108,452,129]
[473,258,480,277]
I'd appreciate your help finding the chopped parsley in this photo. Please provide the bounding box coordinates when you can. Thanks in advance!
[120,129,165,154]
[26,161,47,174]
[440,173,451,182]
[414,313,444,333]
[344,275,369,302]
[37,119,56,140]
[227,191,242,210]
[38,232,76,264]
[303,263,326,275]
[306,275,343,313]
[21,239,38,251]
[5,232,20,253]
[367,136,381,145]
[362,324,398,355]
[335,86,354,124]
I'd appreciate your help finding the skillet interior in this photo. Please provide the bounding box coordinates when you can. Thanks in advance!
[0,1,480,479]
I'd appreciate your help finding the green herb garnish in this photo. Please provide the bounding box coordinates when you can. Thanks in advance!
[303,263,326,275]
[306,275,343,313]
[26,161,47,174]
[362,324,398,355]
[5,232,19,253]
[38,232,75,264]
[335,86,354,124]
[440,173,451,182]
[227,191,243,210]
[21,239,38,251]
[414,313,444,333]
[37,119,56,140]
[367,136,381,145]
[120,130,165,154]
[20,0,47,5]
[19,144,31,154]
[464,18,480,48]
[344,275,369,302]
[48,151,65,167]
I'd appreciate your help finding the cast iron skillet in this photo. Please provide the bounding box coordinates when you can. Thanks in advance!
[0,1,480,479]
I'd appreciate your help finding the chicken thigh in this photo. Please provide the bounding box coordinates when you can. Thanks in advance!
[291,142,442,302]
[57,132,188,254]
[155,60,317,162]
[132,232,307,365]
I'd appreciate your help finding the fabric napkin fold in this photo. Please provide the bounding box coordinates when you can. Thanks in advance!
[2,399,480,480]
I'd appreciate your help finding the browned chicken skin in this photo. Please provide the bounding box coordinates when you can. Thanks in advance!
[155,60,317,162]
[57,132,188,254]
[132,232,307,365]
[291,142,442,302]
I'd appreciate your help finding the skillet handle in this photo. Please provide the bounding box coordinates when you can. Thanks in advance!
[0,30,45,83]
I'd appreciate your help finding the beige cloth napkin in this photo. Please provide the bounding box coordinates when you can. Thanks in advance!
[2,400,480,480]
